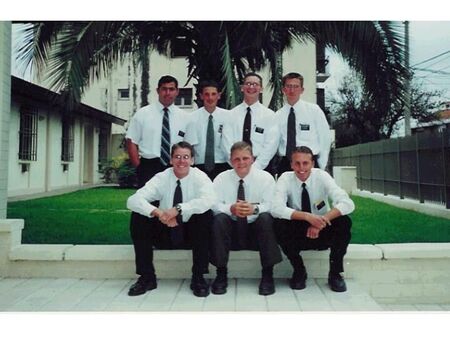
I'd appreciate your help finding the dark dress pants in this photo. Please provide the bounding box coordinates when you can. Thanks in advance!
[130,210,212,277]
[275,215,352,273]
[196,163,231,181]
[210,212,282,269]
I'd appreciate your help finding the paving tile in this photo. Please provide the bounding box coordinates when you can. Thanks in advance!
[0,278,54,310]
[139,279,184,311]
[381,304,419,311]
[169,279,207,311]
[439,304,450,311]
[0,278,28,296]
[203,278,237,311]
[39,279,104,311]
[73,279,131,311]
[235,279,267,311]
[414,304,448,311]
[265,279,301,311]
[103,279,148,311]
[293,278,333,311]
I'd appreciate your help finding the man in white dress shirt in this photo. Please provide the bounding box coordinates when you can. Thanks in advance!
[222,73,279,174]
[272,146,354,292]
[127,142,214,297]
[185,80,231,180]
[276,72,332,174]
[210,141,282,296]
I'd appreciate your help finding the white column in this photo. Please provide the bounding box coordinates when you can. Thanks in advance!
[0,22,12,219]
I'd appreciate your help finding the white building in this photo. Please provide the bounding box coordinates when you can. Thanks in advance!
[8,76,125,198]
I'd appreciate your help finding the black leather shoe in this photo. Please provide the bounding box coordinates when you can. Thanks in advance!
[258,275,275,296]
[211,274,228,295]
[328,272,347,292]
[128,276,157,296]
[190,275,210,297]
[289,269,307,290]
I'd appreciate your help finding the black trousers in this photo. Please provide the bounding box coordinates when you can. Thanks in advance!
[210,212,282,269]
[130,210,212,277]
[274,215,352,273]
[195,163,231,181]
[136,157,168,188]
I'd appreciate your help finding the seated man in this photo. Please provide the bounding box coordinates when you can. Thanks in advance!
[127,141,214,297]
[271,146,354,292]
[210,141,282,296]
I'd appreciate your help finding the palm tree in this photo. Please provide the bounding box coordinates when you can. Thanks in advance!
[14,21,408,114]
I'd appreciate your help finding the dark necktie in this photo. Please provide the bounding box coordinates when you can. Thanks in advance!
[204,114,215,172]
[237,179,247,225]
[286,106,296,158]
[160,107,171,166]
[171,179,184,246]
[301,182,311,213]
[242,107,252,145]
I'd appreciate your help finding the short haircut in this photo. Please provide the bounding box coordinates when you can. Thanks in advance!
[242,72,263,85]
[171,141,194,157]
[282,72,304,87]
[290,146,314,161]
[198,80,221,93]
[158,75,178,89]
[230,141,253,157]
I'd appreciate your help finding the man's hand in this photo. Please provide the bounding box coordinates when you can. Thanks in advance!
[305,213,330,230]
[159,207,180,227]
[306,226,321,239]
[231,200,254,218]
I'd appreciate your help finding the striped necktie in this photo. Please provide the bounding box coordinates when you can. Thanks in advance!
[160,107,171,166]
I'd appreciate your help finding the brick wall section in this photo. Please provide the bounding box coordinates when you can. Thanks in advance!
[0,22,11,219]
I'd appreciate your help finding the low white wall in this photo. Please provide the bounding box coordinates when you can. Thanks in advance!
[1,219,449,304]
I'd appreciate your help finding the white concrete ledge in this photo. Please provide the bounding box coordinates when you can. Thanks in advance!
[0,219,24,232]
[353,190,450,219]
[376,243,450,259]
[9,244,74,261]
[65,245,134,261]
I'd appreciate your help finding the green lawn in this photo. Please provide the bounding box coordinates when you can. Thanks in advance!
[7,187,450,244]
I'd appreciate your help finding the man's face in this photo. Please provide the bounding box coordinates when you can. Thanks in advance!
[157,81,179,107]
[282,78,304,105]
[291,152,314,182]
[231,149,254,178]
[241,75,262,102]
[170,147,193,179]
[200,86,221,113]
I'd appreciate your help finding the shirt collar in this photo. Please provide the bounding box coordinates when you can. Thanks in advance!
[157,101,176,113]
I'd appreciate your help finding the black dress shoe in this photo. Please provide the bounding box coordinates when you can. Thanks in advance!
[258,275,275,296]
[289,269,307,290]
[328,272,347,292]
[190,275,210,297]
[128,276,157,296]
[211,274,228,295]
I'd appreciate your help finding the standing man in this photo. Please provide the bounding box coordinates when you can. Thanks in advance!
[222,72,279,172]
[126,75,190,188]
[272,146,354,292]
[185,80,231,180]
[276,72,332,174]
[127,142,214,297]
[210,141,282,296]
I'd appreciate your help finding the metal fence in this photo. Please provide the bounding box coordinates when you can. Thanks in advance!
[332,129,450,209]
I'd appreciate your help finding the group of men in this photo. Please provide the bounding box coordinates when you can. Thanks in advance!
[125,73,354,298]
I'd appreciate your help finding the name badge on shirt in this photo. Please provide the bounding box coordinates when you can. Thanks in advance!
[218,124,223,133]
[315,200,326,210]
[255,126,264,134]
[178,130,185,137]
[300,124,310,131]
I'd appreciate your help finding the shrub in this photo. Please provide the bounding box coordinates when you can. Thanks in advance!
[99,153,137,188]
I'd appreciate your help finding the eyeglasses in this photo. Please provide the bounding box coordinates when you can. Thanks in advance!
[284,84,301,89]
[173,154,191,160]
[243,82,261,88]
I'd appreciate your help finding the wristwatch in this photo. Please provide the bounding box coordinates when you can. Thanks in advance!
[175,204,182,215]
[253,205,259,215]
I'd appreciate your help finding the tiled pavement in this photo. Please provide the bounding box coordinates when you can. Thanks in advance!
[0,277,447,312]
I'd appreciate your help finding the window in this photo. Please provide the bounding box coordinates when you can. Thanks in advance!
[175,88,193,107]
[118,88,130,100]
[61,117,74,162]
[18,105,38,161]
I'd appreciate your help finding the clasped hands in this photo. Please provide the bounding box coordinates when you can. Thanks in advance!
[230,200,255,218]
[152,208,180,227]
[305,213,331,239]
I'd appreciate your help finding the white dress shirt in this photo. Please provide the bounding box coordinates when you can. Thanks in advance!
[275,100,331,169]
[184,107,230,165]
[222,101,280,170]
[126,102,191,159]
[127,167,215,222]
[212,166,276,223]
[271,169,355,220]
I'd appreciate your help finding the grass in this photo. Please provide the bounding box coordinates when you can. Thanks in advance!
[7,187,450,245]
